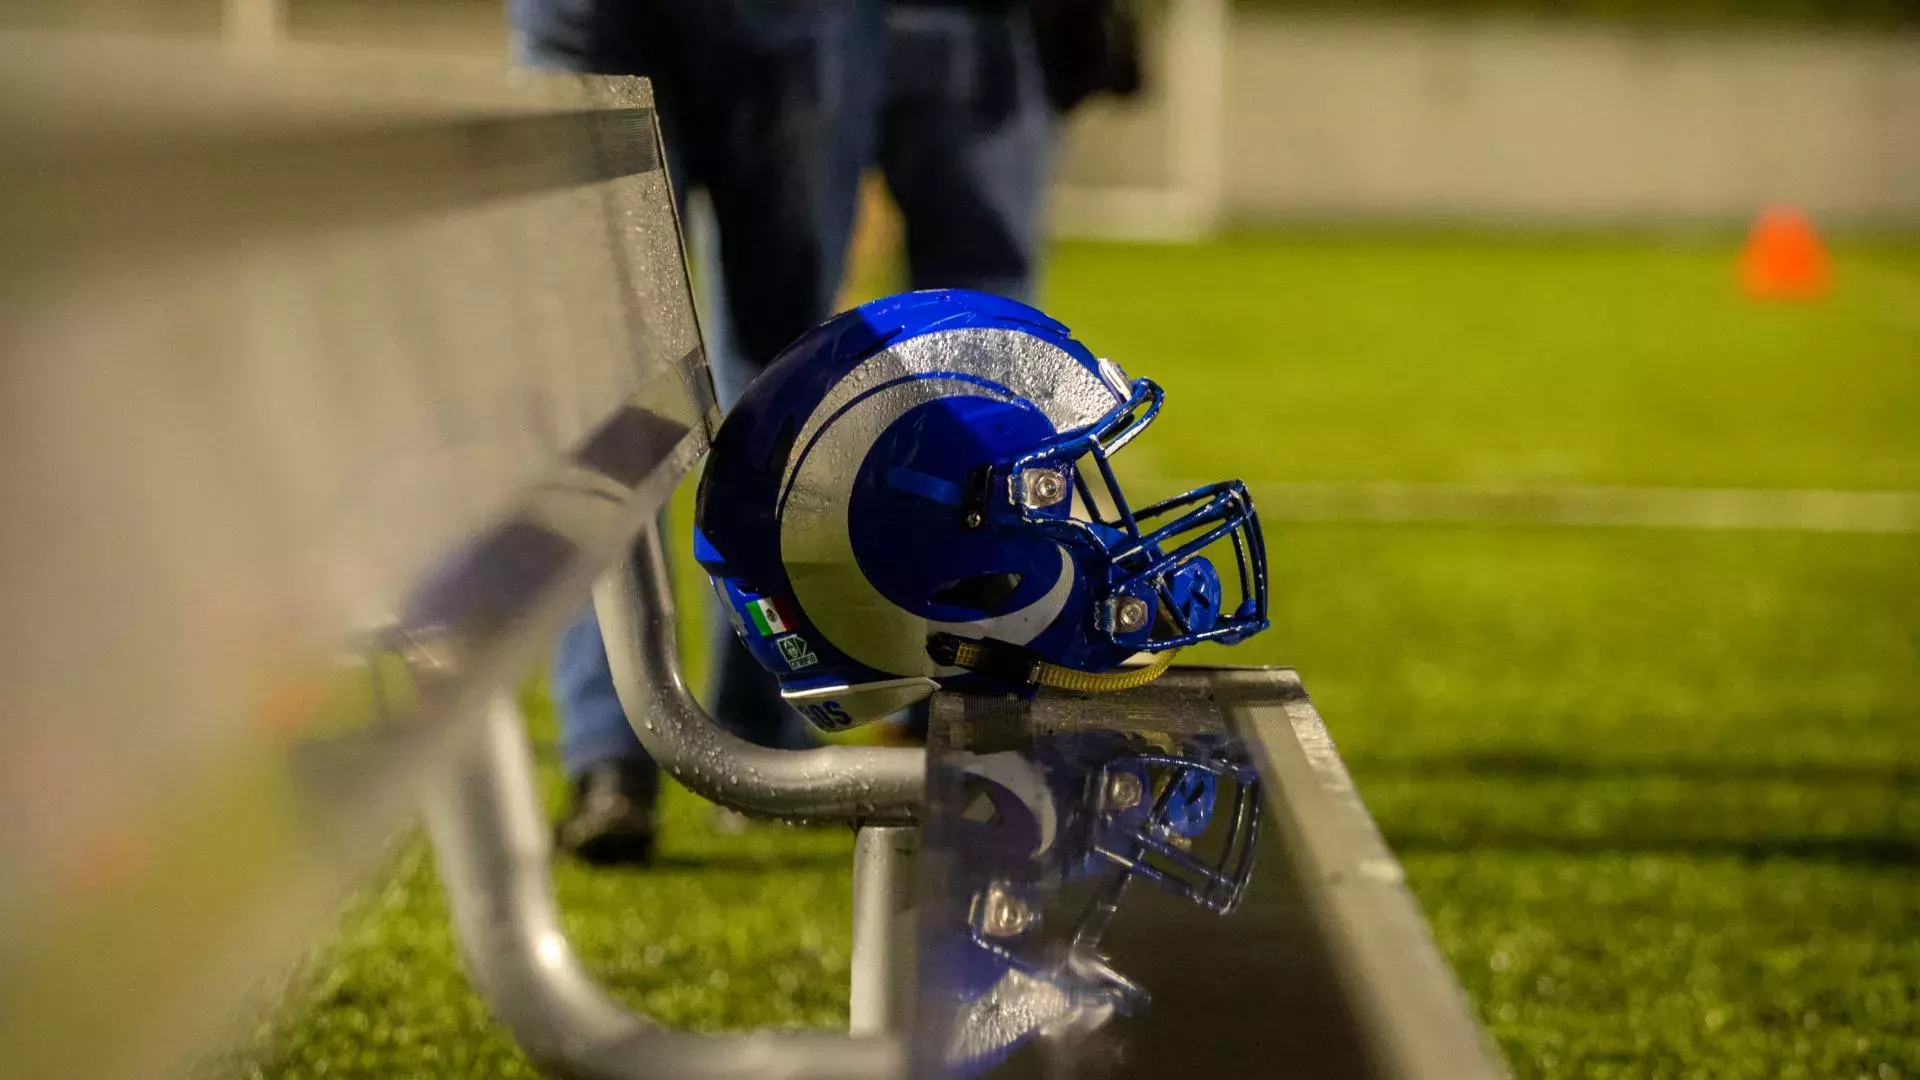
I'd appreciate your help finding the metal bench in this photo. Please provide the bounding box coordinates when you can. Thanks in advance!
[0,31,1500,1080]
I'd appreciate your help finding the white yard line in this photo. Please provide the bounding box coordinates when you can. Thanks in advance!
[1162,481,1920,534]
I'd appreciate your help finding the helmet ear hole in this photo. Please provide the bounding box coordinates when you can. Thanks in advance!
[929,572,1025,615]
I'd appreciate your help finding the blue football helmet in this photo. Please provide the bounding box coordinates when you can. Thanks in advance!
[694,289,1268,730]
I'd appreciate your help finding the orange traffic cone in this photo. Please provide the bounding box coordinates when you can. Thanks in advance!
[1740,205,1831,301]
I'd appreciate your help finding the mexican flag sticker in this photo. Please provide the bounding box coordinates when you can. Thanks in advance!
[746,595,796,636]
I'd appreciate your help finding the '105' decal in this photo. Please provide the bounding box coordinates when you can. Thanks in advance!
[800,700,854,730]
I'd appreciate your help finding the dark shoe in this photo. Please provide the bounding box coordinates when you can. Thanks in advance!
[556,761,657,867]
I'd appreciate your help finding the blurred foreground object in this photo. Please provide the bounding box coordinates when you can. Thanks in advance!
[1740,205,1834,301]
[0,31,705,1079]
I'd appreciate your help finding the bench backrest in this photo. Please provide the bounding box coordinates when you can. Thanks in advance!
[0,33,708,1078]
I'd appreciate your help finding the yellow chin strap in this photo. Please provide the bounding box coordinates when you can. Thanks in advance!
[945,639,1180,693]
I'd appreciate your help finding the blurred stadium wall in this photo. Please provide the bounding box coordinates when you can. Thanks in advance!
[1056,4,1920,237]
[16,0,1918,235]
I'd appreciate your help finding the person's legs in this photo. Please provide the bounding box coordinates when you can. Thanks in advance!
[513,0,709,861]
[698,0,884,750]
[528,0,884,828]
[878,3,1054,305]
[553,608,650,775]
[551,608,659,863]
[875,4,1053,741]
[704,0,883,385]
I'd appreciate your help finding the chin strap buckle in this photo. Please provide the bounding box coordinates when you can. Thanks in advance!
[928,633,1042,685]
[928,633,1179,694]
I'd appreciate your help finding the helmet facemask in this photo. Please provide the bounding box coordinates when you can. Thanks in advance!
[945,376,1267,685]
[1087,755,1262,914]
[699,290,1276,725]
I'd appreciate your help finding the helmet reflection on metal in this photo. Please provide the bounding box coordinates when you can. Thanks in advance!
[936,738,1262,1074]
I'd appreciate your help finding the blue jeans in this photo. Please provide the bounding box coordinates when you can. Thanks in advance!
[521,0,1053,779]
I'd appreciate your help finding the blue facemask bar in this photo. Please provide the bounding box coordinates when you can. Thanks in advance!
[1090,756,1262,915]
[1003,377,1270,651]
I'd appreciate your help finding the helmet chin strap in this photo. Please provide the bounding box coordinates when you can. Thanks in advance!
[942,638,1180,693]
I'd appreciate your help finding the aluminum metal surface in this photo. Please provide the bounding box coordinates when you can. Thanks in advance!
[851,826,924,1036]
[423,698,906,1080]
[0,34,709,1079]
[594,520,926,823]
[917,669,1504,1080]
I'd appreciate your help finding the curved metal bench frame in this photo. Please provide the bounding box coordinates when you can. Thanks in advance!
[422,518,926,1080]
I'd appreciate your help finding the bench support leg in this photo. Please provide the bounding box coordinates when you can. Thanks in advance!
[849,825,920,1035]
[595,519,924,823]
[423,696,906,1080]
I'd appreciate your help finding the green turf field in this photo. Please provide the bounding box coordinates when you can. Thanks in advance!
[238,235,1919,1080]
